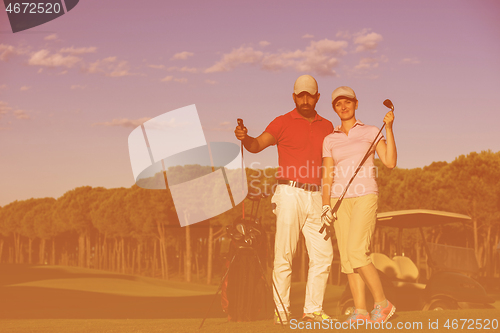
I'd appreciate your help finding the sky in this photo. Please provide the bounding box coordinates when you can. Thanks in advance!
[1,0,499,206]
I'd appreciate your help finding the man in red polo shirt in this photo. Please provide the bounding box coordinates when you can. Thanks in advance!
[234,75,335,324]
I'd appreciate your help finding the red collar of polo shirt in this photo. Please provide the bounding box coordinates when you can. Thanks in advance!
[290,108,324,122]
[333,119,365,132]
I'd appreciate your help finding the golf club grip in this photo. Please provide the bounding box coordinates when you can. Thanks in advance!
[319,223,332,240]
[324,227,331,240]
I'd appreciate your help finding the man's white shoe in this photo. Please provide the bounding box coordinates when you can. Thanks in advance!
[302,310,338,322]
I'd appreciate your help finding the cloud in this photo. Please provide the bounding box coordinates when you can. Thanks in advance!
[171,51,194,60]
[205,47,263,73]
[144,118,190,131]
[14,110,30,119]
[354,57,379,70]
[205,79,216,85]
[205,121,233,132]
[95,117,189,130]
[0,101,12,117]
[353,55,388,74]
[93,117,151,128]
[205,39,348,76]
[28,49,82,68]
[148,64,165,69]
[44,34,58,41]
[59,46,97,54]
[0,101,29,121]
[262,39,348,75]
[354,32,383,53]
[20,86,30,91]
[161,75,187,83]
[70,85,86,90]
[336,31,351,39]
[0,84,6,90]
[149,63,200,74]
[167,66,198,73]
[302,34,314,39]
[85,56,134,77]
[400,57,420,65]
[259,41,270,47]
[0,44,17,61]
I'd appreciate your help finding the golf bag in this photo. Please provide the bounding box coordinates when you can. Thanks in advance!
[220,194,271,321]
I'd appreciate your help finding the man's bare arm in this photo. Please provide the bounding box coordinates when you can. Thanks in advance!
[234,125,276,153]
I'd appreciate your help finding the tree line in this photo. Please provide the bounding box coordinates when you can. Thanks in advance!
[1,150,499,283]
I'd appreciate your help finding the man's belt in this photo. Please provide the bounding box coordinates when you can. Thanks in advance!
[277,179,321,192]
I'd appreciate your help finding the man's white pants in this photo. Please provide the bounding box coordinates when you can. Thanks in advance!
[271,185,333,314]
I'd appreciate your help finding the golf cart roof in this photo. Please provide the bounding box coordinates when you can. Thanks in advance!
[377,209,471,228]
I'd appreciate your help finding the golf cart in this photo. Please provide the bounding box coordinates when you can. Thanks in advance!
[338,209,495,314]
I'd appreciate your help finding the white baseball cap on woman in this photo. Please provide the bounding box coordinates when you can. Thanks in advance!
[331,86,357,104]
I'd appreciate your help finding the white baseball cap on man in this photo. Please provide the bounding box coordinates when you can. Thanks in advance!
[294,75,318,95]
[331,86,357,103]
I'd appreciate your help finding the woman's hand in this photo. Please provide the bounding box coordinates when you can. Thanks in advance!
[383,110,394,130]
[376,111,397,169]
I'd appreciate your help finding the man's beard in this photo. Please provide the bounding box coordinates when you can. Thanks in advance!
[297,104,315,116]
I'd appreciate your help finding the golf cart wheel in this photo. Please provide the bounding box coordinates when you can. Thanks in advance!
[428,299,458,311]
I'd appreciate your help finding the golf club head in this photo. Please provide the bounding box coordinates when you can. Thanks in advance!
[236,223,246,236]
[383,99,394,111]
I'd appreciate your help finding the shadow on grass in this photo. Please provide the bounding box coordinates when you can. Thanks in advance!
[0,264,137,286]
[0,264,226,319]
[0,286,226,319]
[0,264,345,321]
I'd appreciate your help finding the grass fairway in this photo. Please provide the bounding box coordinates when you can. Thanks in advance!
[0,264,498,332]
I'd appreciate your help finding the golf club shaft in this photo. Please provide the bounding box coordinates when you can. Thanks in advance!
[319,126,384,239]
[237,118,245,219]
[336,123,385,204]
[320,101,394,240]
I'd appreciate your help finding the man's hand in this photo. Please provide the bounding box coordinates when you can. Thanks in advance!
[321,205,333,227]
[234,124,247,141]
